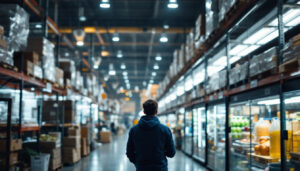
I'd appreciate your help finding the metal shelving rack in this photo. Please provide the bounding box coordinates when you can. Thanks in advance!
[158,0,300,170]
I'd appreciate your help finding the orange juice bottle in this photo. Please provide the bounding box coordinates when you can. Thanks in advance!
[270,118,281,158]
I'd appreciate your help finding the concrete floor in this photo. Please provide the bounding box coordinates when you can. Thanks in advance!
[63,133,207,171]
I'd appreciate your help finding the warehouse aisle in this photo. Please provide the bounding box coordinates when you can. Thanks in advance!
[63,132,207,171]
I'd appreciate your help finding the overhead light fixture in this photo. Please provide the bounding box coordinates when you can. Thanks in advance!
[121,63,126,69]
[168,0,178,9]
[155,54,162,61]
[134,86,139,91]
[76,41,84,46]
[112,32,120,42]
[35,24,42,28]
[152,72,157,76]
[230,45,248,56]
[122,71,128,76]
[163,25,170,29]
[153,64,159,70]
[100,0,110,8]
[73,29,85,46]
[149,80,154,84]
[244,28,275,44]
[160,33,168,43]
[143,81,147,86]
[117,50,123,58]
[93,57,102,69]
[65,52,70,57]
[79,7,86,21]
[101,47,110,57]
[109,63,116,75]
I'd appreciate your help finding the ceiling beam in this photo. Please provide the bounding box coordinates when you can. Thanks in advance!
[48,27,190,34]
[55,41,181,47]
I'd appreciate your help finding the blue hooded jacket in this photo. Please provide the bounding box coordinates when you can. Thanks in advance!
[126,115,176,171]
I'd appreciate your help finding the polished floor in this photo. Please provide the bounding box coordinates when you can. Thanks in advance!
[63,132,207,171]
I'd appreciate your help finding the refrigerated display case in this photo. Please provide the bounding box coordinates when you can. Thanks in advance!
[284,90,300,165]
[192,106,206,162]
[207,103,226,171]
[183,108,193,155]
[175,108,184,149]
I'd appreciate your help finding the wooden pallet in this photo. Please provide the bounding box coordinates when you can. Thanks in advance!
[50,165,63,171]
[0,62,18,72]
[279,57,300,73]
[249,153,279,164]
[250,67,278,80]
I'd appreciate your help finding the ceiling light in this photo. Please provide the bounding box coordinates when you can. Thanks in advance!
[149,80,154,84]
[168,0,178,9]
[79,16,86,22]
[121,63,126,69]
[35,24,42,28]
[100,0,110,8]
[76,41,84,46]
[160,33,168,43]
[123,71,128,76]
[109,70,116,75]
[65,52,69,57]
[152,72,157,76]
[163,25,170,29]
[155,54,162,61]
[117,50,123,58]
[230,45,248,56]
[101,50,110,57]
[134,86,139,91]
[244,28,275,44]
[73,29,85,43]
[112,32,120,42]
[153,64,159,70]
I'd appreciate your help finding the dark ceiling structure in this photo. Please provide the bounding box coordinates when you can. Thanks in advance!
[8,0,204,96]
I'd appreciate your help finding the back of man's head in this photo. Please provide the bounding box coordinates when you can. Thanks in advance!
[143,99,158,116]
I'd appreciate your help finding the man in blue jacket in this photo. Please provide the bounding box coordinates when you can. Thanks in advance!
[126,99,176,171]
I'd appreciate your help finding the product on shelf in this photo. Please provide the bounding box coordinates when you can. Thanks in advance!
[100,131,112,143]
[195,14,206,42]
[219,69,227,88]
[42,100,76,123]
[0,4,29,65]
[229,64,240,85]
[59,59,76,88]
[207,73,220,93]
[33,65,43,79]
[13,51,40,66]
[185,29,195,62]
[55,67,64,87]
[249,47,277,77]
[0,139,22,152]
[179,44,185,69]
[26,37,56,82]
[254,137,270,156]
[283,42,300,63]
[255,118,271,141]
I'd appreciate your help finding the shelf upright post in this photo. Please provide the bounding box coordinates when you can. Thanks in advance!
[55,92,59,131]
[225,33,230,171]
[61,96,65,164]
[2,98,12,171]
[277,0,286,170]
[18,53,24,138]
[37,103,41,153]
[204,56,208,166]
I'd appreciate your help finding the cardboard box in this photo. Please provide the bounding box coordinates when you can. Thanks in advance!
[0,152,18,166]
[14,51,39,65]
[41,147,61,170]
[68,128,80,137]
[0,139,22,152]
[0,25,4,35]
[81,138,88,157]
[64,137,80,147]
[63,147,81,163]
[49,155,62,170]
[55,67,64,86]
[40,141,61,149]
[42,100,76,123]
[195,14,206,41]
[81,127,89,139]
[0,38,7,49]
[33,64,43,79]
[100,131,112,143]
[13,53,34,75]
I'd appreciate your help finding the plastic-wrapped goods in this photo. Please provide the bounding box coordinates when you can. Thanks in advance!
[195,14,206,41]
[185,29,195,62]
[206,11,214,38]
[219,0,236,22]
[206,73,220,93]
[229,65,240,85]
[250,47,277,77]
[27,38,56,82]
[219,69,227,88]
[0,5,29,65]
[239,62,248,81]
[55,67,64,87]
[179,44,185,70]
[75,71,83,91]
[283,44,300,63]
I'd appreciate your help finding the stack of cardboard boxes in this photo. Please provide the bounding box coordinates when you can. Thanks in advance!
[81,127,90,157]
[40,132,62,170]
[13,52,42,79]
[0,139,22,167]
[42,100,76,124]
[0,25,7,52]
[64,128,81,164]
[59,59,76,89]
[100,131,112,143]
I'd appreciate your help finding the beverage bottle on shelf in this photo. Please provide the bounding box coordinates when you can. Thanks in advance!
[270,118,281,158]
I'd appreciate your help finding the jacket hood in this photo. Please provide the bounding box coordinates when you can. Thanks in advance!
[138,115,160,130]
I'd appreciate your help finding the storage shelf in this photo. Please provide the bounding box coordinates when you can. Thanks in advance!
[0,124,40,132]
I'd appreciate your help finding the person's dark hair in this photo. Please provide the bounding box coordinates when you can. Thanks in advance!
[143,99,158,116]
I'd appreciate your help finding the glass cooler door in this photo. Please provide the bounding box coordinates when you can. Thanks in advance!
[207,103,226,171]
[229,102,252,171]
[183,108,193,155]
[193,107,206,162]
